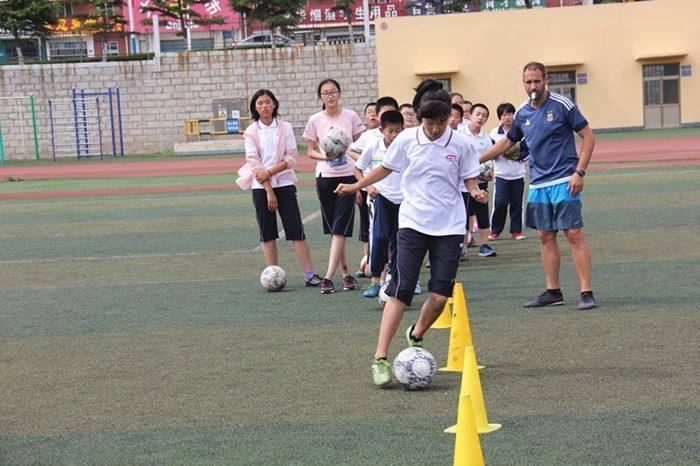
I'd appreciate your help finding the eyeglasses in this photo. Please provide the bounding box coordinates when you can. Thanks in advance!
[320,90,339,97]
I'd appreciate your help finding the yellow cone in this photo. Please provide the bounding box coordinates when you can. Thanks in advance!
[453,393,485,466]
[440,283,483,372]
[431,297,453,329]
[445,346,501,435]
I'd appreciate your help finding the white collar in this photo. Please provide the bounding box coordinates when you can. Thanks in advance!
[416,125,453,147]
[258,118,278,129]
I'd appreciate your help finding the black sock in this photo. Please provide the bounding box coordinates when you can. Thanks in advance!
[547,288,562,296]
[581,290,593,296]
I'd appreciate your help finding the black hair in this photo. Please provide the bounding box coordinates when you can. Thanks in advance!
[412,79,451,121]
[450,92,464,100]
[496,102,516,120]
[470,102,490,117]
[463,100,472,106]
[522,61,547,77]
[450,103,464,118]
[249,89,279,121]
[364,102,376,114]
[317,78,341,110]
[399,103,413,110]
[375,96,399,114]
[380,110,403,128]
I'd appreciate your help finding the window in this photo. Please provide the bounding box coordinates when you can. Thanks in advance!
[430,77,452,93]
[547,70,576,103]
[49,39,88,58]
[59,2,73,17]
[104,41,120,56]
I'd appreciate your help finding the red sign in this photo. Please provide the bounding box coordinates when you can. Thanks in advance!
[134,0,241,33]
[298,2,404,26]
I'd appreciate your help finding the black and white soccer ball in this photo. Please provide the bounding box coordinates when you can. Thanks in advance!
[392,347,437,390]
[320,126,351,160]
[260,265,287,292]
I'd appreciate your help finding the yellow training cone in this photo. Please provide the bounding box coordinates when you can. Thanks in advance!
[453,393,485,466]
[445,346,501,434]
[440,282,483,372]
[431,297,453,329]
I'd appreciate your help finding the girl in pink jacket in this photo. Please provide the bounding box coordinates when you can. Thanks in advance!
[236,89,321,287]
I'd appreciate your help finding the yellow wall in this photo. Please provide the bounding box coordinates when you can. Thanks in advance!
[375,0,699,130]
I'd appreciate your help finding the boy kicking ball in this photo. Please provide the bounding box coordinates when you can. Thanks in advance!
[335,80,487,387]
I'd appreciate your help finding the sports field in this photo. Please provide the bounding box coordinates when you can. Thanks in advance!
[1,134,700,465]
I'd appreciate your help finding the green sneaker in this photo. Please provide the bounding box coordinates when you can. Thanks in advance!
[405,324,424,348]
[371,358,392,387]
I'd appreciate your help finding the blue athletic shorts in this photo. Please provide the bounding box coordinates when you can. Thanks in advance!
[525,180,584,232]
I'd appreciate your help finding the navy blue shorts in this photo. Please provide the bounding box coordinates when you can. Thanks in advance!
[384,228,462,306]
[358,190,370,242]
[526,181,584,232]
[252,186,305,242]
[316,175,356,237]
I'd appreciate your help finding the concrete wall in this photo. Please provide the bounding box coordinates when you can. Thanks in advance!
[0,43,378,159]
[375,0,699,131]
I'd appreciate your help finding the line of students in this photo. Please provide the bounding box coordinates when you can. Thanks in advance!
[237,80,530,387]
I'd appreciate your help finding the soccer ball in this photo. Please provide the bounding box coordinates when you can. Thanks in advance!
[378,283,390,307]
[478,161,494,181]
[320,126,351,160]
[260,265,287,292]
[392,347,437,390]
[359,255,369,277]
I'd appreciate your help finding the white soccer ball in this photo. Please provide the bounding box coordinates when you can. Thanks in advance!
[260,265,287,292]
[320,126,351,160]
[359,255,369,277]
[392,347,437,390]
[378,283,390,307]
[479,161,494,181]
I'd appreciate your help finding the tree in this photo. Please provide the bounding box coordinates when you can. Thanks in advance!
[331,0,355,42]
[0,0,59,64]
[229,0,304,46]
[75,0,128,61]
[139,0,225,39]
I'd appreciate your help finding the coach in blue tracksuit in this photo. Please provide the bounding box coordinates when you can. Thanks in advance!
[481,61,596,311]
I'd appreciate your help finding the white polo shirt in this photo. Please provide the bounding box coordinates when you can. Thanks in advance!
[461,123,494,191]
[382,126,481,236]
[355,137,403,204]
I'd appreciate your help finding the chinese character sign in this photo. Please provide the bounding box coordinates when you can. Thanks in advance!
[134,0,240,33]
[298,2,404,26]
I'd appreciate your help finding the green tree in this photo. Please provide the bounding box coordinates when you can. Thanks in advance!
[139,0,225,39]
[331,0,355,42]
[75,0,128,60]
[229,0,304,46]
[0,0,59,64]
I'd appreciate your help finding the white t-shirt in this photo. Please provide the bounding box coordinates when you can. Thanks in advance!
[350,127,382,158]
[355,137,403,204]
[246,119,295,190]
[382,126,481,236]
[461,124,494,191]
[489,126,526,180]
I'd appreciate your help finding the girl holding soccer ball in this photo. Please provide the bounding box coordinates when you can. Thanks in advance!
[236,89,322,287]
[303,79,365,294]
[335,79,488,387]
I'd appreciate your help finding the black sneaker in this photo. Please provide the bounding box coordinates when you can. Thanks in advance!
[305,273,322,287]
[524,290,564,308]
[577,291,596,310]
[320,278,335,294]
[342,275,358,290]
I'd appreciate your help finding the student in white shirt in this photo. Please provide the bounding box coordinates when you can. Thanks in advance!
[399,103,419,128]
[336,79,488,387]
[488,102,527,240]
[236,89,321,286]
[348,97,400,277]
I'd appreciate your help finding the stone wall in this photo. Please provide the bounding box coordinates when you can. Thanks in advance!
[0,43,377,159]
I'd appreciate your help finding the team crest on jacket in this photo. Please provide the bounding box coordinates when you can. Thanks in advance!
[546,111,555,122]
[445,154,457,162]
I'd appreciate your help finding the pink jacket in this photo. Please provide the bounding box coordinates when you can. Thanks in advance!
[236,118,298,190]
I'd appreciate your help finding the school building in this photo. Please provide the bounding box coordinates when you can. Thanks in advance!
[375,0,699,130]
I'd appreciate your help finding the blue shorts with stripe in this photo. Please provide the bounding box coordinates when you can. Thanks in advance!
[525,180,584,232]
